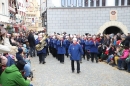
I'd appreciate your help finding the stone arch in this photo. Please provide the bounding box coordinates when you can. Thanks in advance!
[98,21,128,35]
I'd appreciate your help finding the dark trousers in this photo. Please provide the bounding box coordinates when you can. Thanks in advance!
[58,54,64,63]
[71,60,80,71]
[127,62,130,71]
[86,51,91,60]
[101,54,108,61]
[38,53,46,63]
[91,53,98,62]
[65,48,69,57]
[49,46,52,54]
[83,48,85,59]
[52,48,57,57]
[30,46,35,57]
[46,47,49,55]
[117,59,127,69]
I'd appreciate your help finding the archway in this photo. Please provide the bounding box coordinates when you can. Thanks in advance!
[97,21,128,35]
[103,26,123,35]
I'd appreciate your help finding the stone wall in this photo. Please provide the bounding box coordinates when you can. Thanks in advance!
[47,6,130,35]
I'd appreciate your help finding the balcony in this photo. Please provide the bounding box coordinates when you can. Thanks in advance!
[9,6,15,13]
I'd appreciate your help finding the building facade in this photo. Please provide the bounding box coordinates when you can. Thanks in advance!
[0,0,9,27]
[26,0,42,31]
[45,0,130,35]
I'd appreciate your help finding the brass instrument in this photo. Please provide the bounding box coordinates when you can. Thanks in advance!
[35,33,48,51]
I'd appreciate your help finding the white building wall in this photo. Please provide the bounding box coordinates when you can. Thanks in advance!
[0,0,9,23]
[47,7,130,35]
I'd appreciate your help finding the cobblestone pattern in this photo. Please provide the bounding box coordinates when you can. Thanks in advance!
[30,55,130,86]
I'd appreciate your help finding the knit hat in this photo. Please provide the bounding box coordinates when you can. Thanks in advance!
[18,48,23,54]
[15,60,26,70]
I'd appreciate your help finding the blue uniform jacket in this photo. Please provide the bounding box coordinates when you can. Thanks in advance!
[35,38,47,54]
[89,40,99,54]
[49,38,53,47]
[65,39,70,49]
[85,40,91,51]
[68,44,84,60]
[53,39,57,49]
[57,40,66,54]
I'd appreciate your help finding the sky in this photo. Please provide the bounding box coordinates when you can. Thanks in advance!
[36,0,61,7]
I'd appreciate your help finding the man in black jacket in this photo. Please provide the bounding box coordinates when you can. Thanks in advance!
[28,31,36,57]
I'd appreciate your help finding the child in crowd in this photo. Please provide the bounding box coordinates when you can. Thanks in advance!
[117,46,129,70]
[126,53,130,72]
[106,45,116,64]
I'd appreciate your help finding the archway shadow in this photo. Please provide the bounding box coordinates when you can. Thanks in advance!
[103,26,123,35]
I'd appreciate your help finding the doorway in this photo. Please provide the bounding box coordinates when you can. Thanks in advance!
[103,26,123,35]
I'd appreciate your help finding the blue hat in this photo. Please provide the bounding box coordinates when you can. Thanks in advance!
[18,48,23,54]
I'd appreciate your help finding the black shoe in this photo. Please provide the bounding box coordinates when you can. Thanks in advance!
[72,70,74,73]
[118,67,124,70]
[42,62,46,64]
[96,61,98,63]
[60,62,64,64]
[77,71,81,74]
[87,59,89,61]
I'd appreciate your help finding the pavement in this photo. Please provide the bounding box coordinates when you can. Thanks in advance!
[30,55,130,86]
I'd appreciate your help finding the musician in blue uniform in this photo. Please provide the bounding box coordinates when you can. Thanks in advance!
[68,37,83,73]
[89,36,99,63]
[65,36,70,57]
[85,36,92,61]
[57,36,66,64]
[35,33,47,64]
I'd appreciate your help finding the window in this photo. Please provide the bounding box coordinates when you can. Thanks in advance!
[96,0,99,6]
[127,0,130,5]
[102,0,105,6]
[121,0,125,5]
[78,0,82,7]
[115,0,119,6]
[61,0,65,7]
[2,3,5,15]
[85,0,88,7]
[90,0,94,7]
[71,0,77,7]
[68,0,71,6]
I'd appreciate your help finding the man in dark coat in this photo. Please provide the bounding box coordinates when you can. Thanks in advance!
[16,48,24,61]
[28,31,36,57]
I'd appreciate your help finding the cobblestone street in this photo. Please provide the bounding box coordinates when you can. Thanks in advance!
[31,55,130,86]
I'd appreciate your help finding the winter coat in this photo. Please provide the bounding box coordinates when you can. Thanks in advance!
[85,40,91,51]
[57,40,66,54]
[28,33,35,47]
[120,49,129,59]
[0,65,30,86]
[89,40,99,54]
[109,47,116,55]
[6,56,14,67]
[16,53,24,61]
[53,39,57,49]
[65,39,70,49]
[68,43,83,60]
